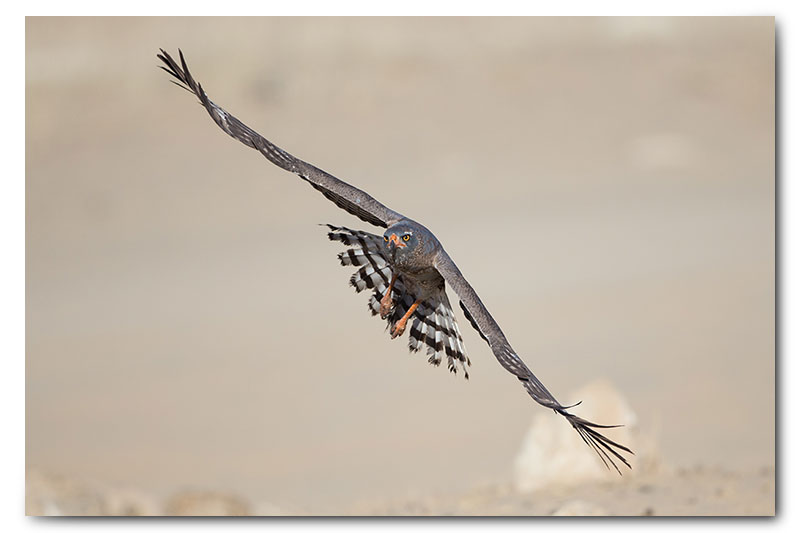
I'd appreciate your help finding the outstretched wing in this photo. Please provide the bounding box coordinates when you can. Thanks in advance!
[434,249,633,473]
[157,49,405,229]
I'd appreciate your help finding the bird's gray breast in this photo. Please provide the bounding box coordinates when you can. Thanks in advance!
[397,266,445,301]
[391,255,445,300]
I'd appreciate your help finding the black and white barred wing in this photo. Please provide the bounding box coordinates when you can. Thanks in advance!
[327,225,393,293]
[158,49,405,229]
[434,250,633,473]
[327,226,470,378]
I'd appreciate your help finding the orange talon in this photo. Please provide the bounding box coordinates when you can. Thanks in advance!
[380,274,398,319]
[391,299,421,339]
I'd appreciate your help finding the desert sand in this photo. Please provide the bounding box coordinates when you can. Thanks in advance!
[26,464,774,516]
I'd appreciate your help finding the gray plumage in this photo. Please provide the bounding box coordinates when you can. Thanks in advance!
[158,49,633,472]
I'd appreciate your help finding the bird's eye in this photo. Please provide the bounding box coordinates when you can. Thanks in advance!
[384,236,389,242]
[402,234,411,242]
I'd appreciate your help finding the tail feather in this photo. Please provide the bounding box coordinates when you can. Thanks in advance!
[405,296,470,379]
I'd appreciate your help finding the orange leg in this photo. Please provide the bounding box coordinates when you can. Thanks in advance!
[391,299,422,339]
[380,274,398,319]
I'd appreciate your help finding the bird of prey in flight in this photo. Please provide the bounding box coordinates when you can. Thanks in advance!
[158,49,633,472]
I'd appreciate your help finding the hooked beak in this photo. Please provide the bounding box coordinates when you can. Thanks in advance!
[387,233,406,249]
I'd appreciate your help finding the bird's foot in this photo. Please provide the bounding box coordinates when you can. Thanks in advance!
[390,320,408,339]
[379,292,394,320]
[380,274,398,320]
[390,299,421,339]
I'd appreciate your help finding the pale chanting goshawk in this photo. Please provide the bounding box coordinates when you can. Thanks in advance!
[158,49,633,472]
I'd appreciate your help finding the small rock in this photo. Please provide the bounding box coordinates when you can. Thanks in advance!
[164,490,250,516]
[551,499,609,516]
[26,469,156,516]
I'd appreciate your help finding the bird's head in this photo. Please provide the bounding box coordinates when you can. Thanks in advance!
[383,223,419,261]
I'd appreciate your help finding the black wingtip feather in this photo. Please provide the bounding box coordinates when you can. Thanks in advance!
[166,78,194,94]
[554,408,634,473]
[157,48,200,98]
[570,415,635,468]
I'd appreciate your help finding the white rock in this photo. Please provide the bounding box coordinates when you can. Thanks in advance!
[513,379,638,492]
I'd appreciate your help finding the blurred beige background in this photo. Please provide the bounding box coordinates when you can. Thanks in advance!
[26,17,774,514]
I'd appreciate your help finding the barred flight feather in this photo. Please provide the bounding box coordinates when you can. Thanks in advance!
[350,263,392,293]
[391,294,470,379]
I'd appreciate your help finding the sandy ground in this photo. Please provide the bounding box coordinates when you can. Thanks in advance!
[26,17,774,515]
[351,466,775,517]
[26,464,774,516]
